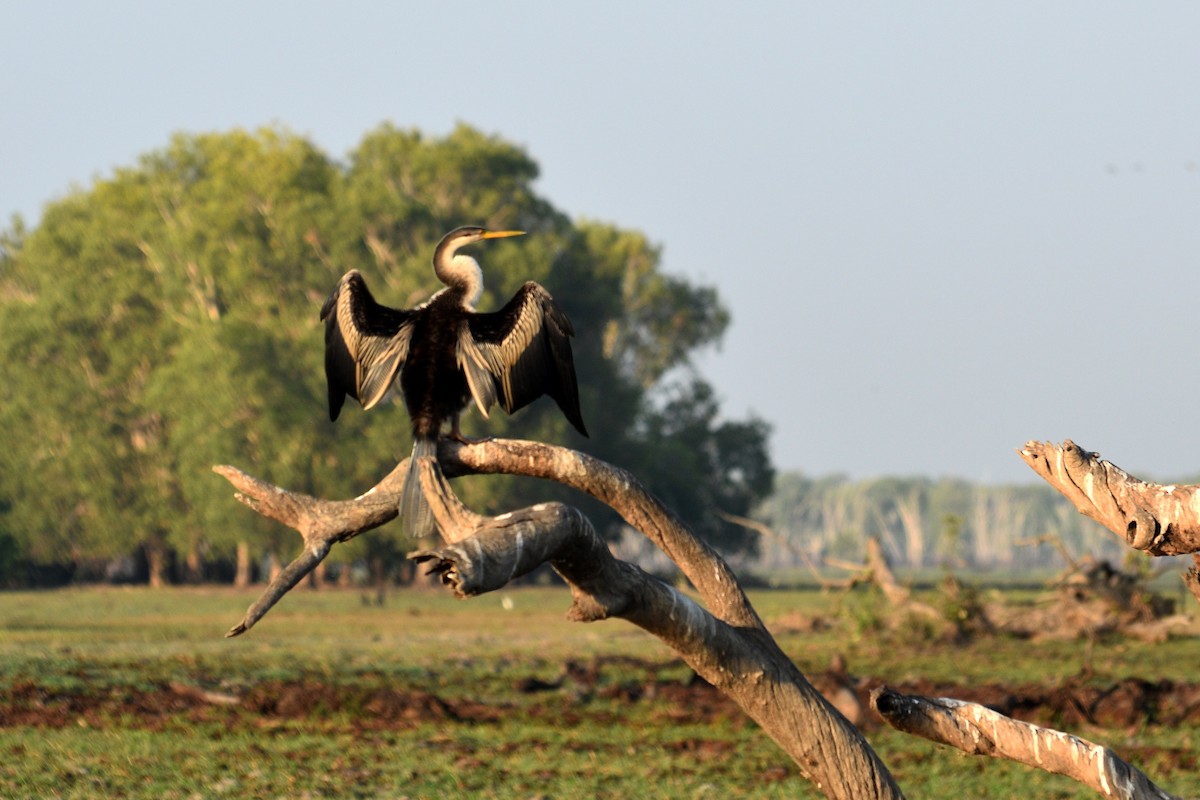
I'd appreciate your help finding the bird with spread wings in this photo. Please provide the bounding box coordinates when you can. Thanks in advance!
[320,226,588,537]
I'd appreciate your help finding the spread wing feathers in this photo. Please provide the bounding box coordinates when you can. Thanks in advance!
[459,281,588,436]
[319,270,416,421]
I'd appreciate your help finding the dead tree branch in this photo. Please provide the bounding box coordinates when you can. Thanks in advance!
[821,537,947,627]
[1015,532,1080,571]
[864,537,912,607]
[216,438,903,800]
[213,459,409,636]
[871,686,1181,800]
[716,510,840,590]
[1019,440,1200,556]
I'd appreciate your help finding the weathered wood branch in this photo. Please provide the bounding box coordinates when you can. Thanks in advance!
[213,460,409,636]
[215,439,903,800]
[871,686,1181,800]
[412,454,902,798]
[439,438,762,629]
[717,510,841,590]
[1019,440,1200,556]
[1015,533,1080,571]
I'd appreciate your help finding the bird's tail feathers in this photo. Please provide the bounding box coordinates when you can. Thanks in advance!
[400,438,438,540]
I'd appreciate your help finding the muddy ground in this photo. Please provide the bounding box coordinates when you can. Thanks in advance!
[4,656,1200,736]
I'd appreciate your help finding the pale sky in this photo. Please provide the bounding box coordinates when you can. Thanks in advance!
[6,2,1200,484]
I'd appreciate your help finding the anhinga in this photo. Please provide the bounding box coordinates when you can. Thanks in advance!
[320,226,588,537]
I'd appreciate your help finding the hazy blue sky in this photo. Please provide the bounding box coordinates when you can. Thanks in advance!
[6,2,1200,483]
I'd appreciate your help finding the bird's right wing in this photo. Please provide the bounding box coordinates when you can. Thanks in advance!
[319,270,416,421]
[459,281,588,436]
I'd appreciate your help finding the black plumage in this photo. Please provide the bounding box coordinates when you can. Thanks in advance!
[319,226,587,536]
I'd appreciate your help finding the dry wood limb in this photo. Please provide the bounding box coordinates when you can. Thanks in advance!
[215,440,904,800]
[865,537,910,606]
[167,682,241,707]
[858,538,945,627]
[1015,532,1080,571]
[1019,440,1200,556]
[213,460,409,636]
[806,553,873,592]
[823,542,916,603]
[825,556,870,573]
[716,510,839,590]
[440,439,762,629]
[408,455,902,799]
[871,687,1181,800]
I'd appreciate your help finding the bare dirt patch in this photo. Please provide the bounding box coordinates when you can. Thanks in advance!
[3,657,1199,736]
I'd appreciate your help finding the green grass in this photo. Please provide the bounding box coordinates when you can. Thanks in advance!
[1,585,1197,799]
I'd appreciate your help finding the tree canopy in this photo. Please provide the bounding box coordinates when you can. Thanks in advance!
[0,123,773,586]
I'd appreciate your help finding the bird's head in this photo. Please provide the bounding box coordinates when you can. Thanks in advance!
[436,226,525,259]
[432,226,526,305]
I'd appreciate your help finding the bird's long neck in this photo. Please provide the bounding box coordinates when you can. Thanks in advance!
[433,252,483,309]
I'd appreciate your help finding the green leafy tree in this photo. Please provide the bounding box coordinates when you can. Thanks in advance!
[630,378,774,552]
[0,123,774,585]
[0,129,342,584]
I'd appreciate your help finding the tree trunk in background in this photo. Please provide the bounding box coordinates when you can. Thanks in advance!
[145,539,169,588]
[234,541,252,587]
[895,491,925,568]
[184,547,203,583]
[368,556,388,606]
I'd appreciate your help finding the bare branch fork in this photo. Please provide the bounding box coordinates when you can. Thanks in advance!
[215,438,903,800]
[212,458,409,636]
[870,687,1181,800]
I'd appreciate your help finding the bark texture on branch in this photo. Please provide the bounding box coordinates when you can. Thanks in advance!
[871,687,1180,800]
[439,439,761,629]
[1019,440,1200,556]
[213,460,409,636]
[215,439,903,800]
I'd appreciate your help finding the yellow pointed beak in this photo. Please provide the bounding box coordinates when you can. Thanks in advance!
[481,229,526,239]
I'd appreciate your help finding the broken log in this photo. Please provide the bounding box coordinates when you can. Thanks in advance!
[1018,440,1200,556]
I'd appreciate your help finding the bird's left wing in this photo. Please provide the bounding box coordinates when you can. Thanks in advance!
[320,270,416,421]
[458,281,588,436]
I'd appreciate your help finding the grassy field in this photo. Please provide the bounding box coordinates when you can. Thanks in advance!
[1,585,1197,798]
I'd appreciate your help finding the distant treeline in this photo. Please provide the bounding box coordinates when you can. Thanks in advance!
[753,472,1141,573]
